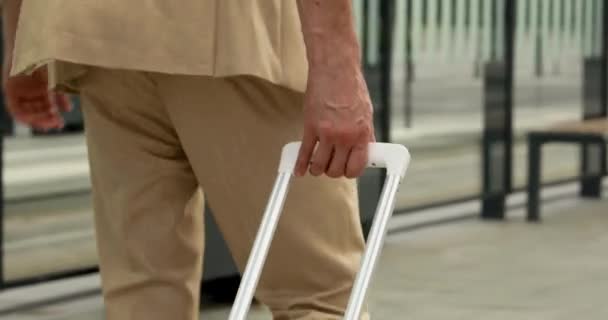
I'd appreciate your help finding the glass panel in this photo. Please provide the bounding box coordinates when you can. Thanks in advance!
[353,0,393,228]
[512,0,603,188]
[390,0,507,209]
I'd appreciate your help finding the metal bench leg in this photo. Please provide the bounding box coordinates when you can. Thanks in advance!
[580,142,603,199]
[527,136,541,222]
[603,143,607,176]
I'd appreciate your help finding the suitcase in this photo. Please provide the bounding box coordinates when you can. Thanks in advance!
[228,142,411,320]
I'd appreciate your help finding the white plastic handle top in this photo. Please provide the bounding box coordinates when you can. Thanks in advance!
[278,142,411,179]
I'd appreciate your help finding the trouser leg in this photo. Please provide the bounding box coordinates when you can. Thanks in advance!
[79,68,205,320]
[155,74,370,319]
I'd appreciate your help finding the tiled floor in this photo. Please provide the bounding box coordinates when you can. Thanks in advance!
[2,190,607,319]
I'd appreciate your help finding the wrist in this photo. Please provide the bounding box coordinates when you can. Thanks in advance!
[305,36,362,77]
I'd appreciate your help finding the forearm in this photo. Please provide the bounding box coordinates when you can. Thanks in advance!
[2,0,22,66]
[296,0,361,74]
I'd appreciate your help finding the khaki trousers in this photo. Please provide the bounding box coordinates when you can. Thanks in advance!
[77,68,369,320]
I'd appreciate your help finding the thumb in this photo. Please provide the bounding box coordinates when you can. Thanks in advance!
[295,129,317,177]
[50,92,73,113]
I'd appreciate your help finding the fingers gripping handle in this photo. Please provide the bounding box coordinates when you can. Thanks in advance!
[279,142,411,179]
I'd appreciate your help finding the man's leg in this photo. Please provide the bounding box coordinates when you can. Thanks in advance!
[156,74,369,319]
[78,68,205,320]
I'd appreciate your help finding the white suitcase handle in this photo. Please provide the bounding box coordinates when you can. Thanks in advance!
[229,142,411,320]
[278,142,411,179]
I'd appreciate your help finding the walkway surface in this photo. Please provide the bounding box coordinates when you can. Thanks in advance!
[1,182,607,319]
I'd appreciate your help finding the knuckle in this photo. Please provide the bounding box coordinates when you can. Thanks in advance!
[329,127,357,145]
[345,171,358,179]
[318,127,334,140]
[326,168,342,178]
[310,163,324,175]
[346,160,366,178]
[310,169,323,177]
[346,167,362,178]
[353,144,368,155]
[334,129,353,143]
[317,120,333,132]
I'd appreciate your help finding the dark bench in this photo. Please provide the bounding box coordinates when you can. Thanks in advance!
[527,118,608,222]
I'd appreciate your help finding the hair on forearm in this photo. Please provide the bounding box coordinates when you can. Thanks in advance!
[296,0,362,71]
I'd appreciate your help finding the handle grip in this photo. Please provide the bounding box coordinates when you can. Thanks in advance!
[279,142,411,179]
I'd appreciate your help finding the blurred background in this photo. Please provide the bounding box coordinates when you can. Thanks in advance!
[1,0,607,319]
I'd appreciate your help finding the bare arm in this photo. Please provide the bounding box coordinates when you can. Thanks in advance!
[296,0,361,75]
[295,0,374,178]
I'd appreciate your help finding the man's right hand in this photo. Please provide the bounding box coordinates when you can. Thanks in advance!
[2,62,72,130]
[295,0,376,179]
[295,64,375,179]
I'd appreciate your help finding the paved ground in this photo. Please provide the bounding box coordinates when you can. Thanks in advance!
[375,194,608,319]
[1,181,606,319]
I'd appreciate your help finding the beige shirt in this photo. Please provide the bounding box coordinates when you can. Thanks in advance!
[10,0,309,93]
